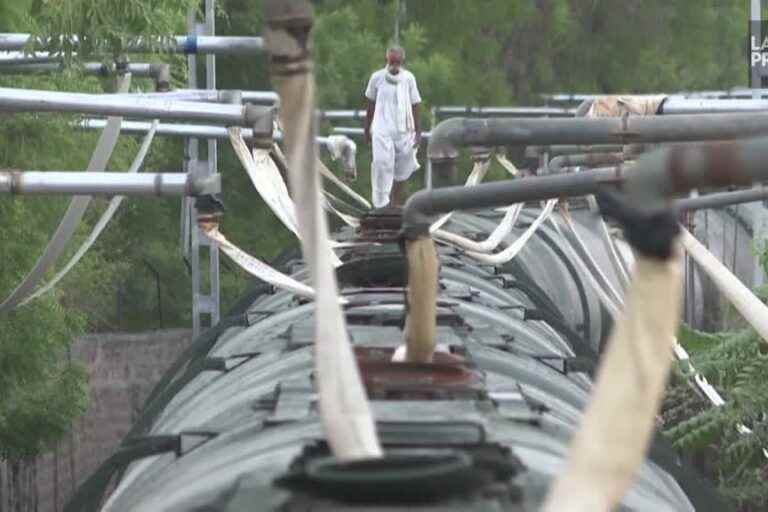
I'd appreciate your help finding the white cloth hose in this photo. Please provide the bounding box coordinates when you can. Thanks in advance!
[681,227,768,342]
[434,203,523,253]
[0,74,131,313]
[229,128,300,236]
[318,156,371,209]
[495,153,519,177]
[20,120,159,306]
[430,159,492,233]
[544,246,684,512]
[559,212,625,309]
[463,200,558,265]
[277,66,381,459]
[205,227,316,299]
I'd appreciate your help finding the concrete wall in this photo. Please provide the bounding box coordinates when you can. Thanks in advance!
[0,329,192,512]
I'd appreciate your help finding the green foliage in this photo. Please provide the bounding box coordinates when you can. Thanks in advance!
[27,0,199,62]
[665,326,768,510]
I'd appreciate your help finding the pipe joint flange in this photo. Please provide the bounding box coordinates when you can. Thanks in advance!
[245,105,275,148]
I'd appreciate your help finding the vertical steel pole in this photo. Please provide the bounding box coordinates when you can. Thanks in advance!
[205,0,221,328]
[426,106,435,189]
[752,0,763,92]
[187,7,201,337]
[752,0,768,288]
[190,0,221,338]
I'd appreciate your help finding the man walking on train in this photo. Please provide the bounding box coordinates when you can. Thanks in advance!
[363,45,422,208]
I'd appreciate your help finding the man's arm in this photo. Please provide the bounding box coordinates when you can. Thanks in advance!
[412,102,421,147]
[364,99,375,145]
[409,73,423,147]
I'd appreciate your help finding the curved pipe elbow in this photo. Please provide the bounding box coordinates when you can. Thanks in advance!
[401,189,434,240]
[548,155,569,173]
[149,63,171,92]
[427,117,465,164]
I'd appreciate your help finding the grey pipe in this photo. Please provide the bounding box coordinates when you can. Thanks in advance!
[0,87,272,126]
[106,89,279,105]
[549,153,626,173]
[321,110,367,121]
[675,187,768,213]
[0,61,172,91]
[78,119,358,174]
[77,119,352,160]
[405,137,768,235]
[332,126,431,141]
[0,34,264,56]
[435,106,576,117]
[526,145,625,158]
[543,90,768,102]
[0,171,219,196]
[0,62,154,76]
[427,114,768,165]
[660,97,768,114]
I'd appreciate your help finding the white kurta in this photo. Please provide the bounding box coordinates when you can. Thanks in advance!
[365,68,422,208]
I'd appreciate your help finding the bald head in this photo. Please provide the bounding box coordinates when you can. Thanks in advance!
[386,46,406,75]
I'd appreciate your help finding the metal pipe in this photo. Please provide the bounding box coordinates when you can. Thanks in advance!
[675,187,768,213]
[0,62,155,76]
[427,114,768,164]
[543,90,768,102]
[0,171,219,196]
[0,34,264,55]
[660,97,768,114]
[404,168,618,232]
[0,53,60,65]
[0,60,172,91]
[435,106,576,117]
[105,89,278,105]
[78,119,349,151]
[406,137,768,234]
[526,144,625,158]
[549,153,626,173]
[332,126,431,140]
[320,110,366,121]
[0,87,272,125]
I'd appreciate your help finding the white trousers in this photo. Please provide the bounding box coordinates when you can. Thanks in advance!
[372,132,417,208]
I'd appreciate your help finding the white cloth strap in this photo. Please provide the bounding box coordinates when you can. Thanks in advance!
[495,153,519,177]
[434,204,523,253]
[543,247,684,512]
[229,128,300,236]
[430,159,492,233]
[278,70,380,459]
[205,227,316,299]
[463,200,557,265]
[20,120,159,306]
[681,227,768,342]
[0,74,131,313]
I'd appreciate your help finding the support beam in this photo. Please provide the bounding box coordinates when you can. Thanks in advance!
[0,33,264,56]
[0,171,219,196]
